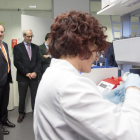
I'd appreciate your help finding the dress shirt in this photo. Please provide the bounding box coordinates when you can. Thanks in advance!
[45,42,49,50]
[23,41,32,56]
[45,42,51,58]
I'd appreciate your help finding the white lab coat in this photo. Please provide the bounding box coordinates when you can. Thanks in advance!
[34,58,140,140]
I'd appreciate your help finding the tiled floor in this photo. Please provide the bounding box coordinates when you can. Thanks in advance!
[3,107,35,140]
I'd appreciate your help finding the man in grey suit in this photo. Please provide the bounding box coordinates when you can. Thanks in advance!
[39,33,51,75]
[0,24,15,135]
[14,29,41,123]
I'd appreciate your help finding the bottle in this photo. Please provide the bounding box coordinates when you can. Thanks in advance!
[121,72,130,82]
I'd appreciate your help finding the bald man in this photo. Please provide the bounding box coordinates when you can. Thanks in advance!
[13,29,41,123]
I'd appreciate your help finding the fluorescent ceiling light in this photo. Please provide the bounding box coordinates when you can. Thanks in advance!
[29,5,36,8]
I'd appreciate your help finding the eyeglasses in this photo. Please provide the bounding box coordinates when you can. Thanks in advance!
[26,35,34,38]
[92,50,101,57]
[97,52,101,57]
[0,31,5,34]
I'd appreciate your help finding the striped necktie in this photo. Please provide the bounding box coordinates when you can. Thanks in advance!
[0,44,10,73]
[26,44,31,60]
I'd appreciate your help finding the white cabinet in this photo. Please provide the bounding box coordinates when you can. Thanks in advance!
[97,1,140,15]
[97,0,140,73]
[113,37,140,65]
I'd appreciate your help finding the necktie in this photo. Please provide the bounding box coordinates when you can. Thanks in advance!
[27,44,31,60]
[0,44,10,73]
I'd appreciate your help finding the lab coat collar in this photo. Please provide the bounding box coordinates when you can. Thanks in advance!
[50,58,80,75]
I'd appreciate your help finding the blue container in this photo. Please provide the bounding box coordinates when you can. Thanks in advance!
[91,58,114,69]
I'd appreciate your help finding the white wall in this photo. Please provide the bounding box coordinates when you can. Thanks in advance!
[0,3,115,107]
[91,12,113,42]
[0,6,114,55]
[21,14,53,45]
[90,1,124,42]
[0,10,52,57]
[0,10,52,108]
[53,0,90,18]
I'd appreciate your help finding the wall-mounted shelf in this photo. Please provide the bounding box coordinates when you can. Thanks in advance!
[97,1,140,15]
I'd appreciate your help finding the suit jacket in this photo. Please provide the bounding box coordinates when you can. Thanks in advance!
[0,42,12,86]
[104,43,118,67]
[13,42,41,82]
[39,43,51,74]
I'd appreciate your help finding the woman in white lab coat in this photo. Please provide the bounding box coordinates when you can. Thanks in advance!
[34,10,140,140]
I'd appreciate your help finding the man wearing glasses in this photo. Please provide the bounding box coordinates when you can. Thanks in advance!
[0,24,15,135]
[13,29,41,123]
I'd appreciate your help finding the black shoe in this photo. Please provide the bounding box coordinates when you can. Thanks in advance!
[17,114,25,123]
[2,126,9,135]
[3,120,15,127]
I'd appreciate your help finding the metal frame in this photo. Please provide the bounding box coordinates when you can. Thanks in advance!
[110,15,122,40]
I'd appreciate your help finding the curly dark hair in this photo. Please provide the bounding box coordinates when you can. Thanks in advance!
[49,10,108,59]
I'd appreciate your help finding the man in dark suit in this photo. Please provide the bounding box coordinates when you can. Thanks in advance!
[104,42,118,67]
[39,33,51,75]
[0,24,15,135]
[13,29,41,123]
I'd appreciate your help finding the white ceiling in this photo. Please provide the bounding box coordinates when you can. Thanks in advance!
[0,0,52,11]
[0,0,101,12]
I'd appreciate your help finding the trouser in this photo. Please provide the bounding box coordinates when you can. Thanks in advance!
[0,78,10,123]
[18,80,38,114]
[0,124,3,140]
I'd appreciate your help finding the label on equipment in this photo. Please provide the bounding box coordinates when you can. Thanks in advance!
[97,81,115,94]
